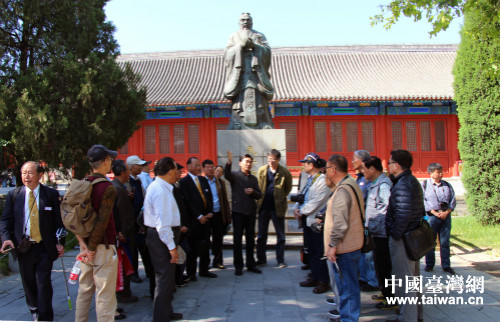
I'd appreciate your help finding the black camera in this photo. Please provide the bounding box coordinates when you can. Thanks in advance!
[290,193,305,204]
[311,212,325,234]
[439,202,449,211]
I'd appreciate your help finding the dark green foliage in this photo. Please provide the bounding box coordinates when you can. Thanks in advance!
[454,4,500,224]
[0,0,146,179]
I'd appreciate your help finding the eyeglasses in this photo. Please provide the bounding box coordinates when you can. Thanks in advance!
[388,161,397,165]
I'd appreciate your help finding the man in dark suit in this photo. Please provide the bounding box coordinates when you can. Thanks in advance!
[179,157,216,279]
[0,161,65,321]
[202,159,231,269]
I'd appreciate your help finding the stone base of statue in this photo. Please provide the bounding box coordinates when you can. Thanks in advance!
[217,129,286,173]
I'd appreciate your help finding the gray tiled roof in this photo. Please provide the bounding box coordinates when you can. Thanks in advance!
[117,45,456,106]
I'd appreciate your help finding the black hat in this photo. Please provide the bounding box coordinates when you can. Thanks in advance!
[87,145,117,162]
[299,152,321,163]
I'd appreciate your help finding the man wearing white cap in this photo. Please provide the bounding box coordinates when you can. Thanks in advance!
[126,156,155,296]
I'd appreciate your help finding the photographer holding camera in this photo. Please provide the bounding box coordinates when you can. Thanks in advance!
[293,153,331,294]
[422,163,457,275]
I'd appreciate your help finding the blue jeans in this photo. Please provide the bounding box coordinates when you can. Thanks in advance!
[358,251,379,287]
[256,209,286,264]
[425,214,451,269]
[332,249,361,322]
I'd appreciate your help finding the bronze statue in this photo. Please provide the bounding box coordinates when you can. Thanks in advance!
[224,13,274,130]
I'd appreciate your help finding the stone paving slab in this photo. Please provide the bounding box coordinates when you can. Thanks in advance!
[0,247,499,322]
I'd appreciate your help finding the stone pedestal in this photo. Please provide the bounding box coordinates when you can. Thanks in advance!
[217,129,287,174]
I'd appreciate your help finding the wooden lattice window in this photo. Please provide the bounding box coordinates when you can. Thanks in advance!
[420,121,432,152]
[392,121,403,150]
[145,125,156,155]
[279,122,298,153]
[435,120,446,151]
[159,125,170,154]
[188,124,200,153]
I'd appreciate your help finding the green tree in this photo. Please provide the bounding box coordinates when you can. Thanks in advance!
[453,6,500,224]
[373,0,500,224]
[0,0,146,180]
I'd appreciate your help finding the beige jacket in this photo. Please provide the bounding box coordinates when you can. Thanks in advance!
[323,176,364,255]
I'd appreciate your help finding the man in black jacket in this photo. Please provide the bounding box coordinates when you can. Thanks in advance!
[224,150,262,276]
[386,150,424,322]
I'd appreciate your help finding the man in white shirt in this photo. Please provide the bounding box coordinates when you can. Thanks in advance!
[143,157,182,322]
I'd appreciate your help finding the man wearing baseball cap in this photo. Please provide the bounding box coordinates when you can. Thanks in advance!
[294,152,331,294]
[75,144,118,321]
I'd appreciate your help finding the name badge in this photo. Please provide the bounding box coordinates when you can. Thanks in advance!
[45,206,52,211]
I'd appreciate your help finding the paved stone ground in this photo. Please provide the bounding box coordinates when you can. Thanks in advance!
[0,246,499,322]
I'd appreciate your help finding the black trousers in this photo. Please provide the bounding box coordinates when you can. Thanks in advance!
[17,242,54,321]
[232,212,256,270]
[373,237,392,299]
[186,223,210,276]
[147,227,179,322]
[302,216,329,283]
[210,212,225,266]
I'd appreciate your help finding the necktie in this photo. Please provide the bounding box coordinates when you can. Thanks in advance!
[195,177,208,208]
[29,191,42,243]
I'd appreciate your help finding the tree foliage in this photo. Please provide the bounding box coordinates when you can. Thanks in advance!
[0,0,146,179]
[453,5,500,224]
[372,0,500,224]
[371,0,500,38]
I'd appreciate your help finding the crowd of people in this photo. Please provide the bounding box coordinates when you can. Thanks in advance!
[0,144,457,322]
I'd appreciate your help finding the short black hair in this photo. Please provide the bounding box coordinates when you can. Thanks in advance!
[202,159,215,167]
[240,154,253,162]
[268,149,281,160]
[155,157,176,176]
[112,159,127,176]
[390,150,413,171]
[327,154,348,173]
[427,163,443,173]
[363,156,383,172]
[186,157,199,166]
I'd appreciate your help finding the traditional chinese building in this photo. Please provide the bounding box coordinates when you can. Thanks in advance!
[116,44,459,177]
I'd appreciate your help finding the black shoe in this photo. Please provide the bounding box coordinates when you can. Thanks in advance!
[444,267,456,275]
[300,278,317,287]
[255,260,267,267]
[371,294,385,302]
[199,272,218,278]
[313,281,329,294]
[328,309,340,319]
[214,263,225,269]
[115,313,126,320]
[247,266,262,274]
[176,280,188,287]
[424,266,433,272]
[326,298,337,306]
[130,275,143,283]
[187,275,197,282]
[169,312,183,320]
[301,264,310,270]
[235,268,243,276]
[117,295,139,303]
[117,308,124,313]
